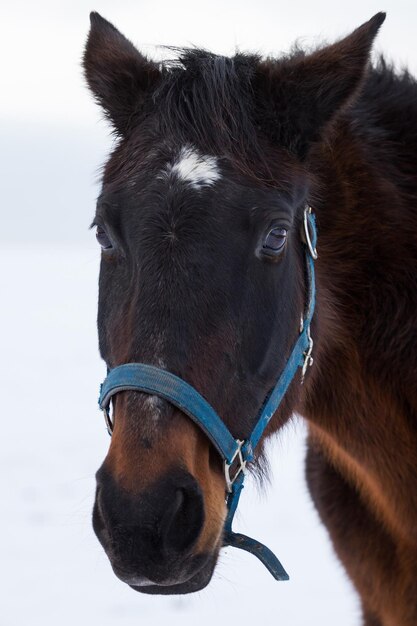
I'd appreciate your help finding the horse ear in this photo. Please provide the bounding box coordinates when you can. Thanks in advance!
[254,13,386,159]
[83,12,161,135]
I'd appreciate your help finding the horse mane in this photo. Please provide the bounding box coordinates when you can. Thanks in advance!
[354,58,417,149]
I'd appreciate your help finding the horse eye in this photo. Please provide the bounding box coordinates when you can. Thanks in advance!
[263,228,287,252]
[96,226,112,250]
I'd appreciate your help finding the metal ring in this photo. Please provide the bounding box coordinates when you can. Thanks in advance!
[103,406,114,436]
[303,207,318,260]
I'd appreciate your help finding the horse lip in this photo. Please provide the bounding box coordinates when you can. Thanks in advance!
[112,549,219,595]
[128,555,216,595]
[113,565,193,588]
[112,566,155,587]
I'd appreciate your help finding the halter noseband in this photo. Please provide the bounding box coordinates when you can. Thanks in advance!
[98,206,317,581]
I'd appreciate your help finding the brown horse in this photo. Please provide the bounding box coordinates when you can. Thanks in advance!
[84,11,417,625]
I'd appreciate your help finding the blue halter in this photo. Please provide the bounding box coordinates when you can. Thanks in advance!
[98,206,317,582]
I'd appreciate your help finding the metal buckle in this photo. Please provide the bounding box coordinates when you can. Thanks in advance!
[303,206,318,260]
[224,440,247,493]
[103,406,114,436]
[301,327,314,384]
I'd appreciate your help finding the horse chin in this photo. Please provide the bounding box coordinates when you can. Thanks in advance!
[128,553,217,595]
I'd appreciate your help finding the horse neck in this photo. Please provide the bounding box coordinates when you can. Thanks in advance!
[300,117,417,543]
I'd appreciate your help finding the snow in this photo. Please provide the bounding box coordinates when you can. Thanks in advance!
[1,246,360,625]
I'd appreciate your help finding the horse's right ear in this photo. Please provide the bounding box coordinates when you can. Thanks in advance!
[83,12,161,135]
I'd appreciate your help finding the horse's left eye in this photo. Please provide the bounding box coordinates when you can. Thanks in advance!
[263,228,287,252]
[96,226,112,250]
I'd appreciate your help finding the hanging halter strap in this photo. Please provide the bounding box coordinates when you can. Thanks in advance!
[98,206,317,581]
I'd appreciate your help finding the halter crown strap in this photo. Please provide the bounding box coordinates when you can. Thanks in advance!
[97,206,317,582]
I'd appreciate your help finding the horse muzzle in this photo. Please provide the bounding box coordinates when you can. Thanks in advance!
[92,464,219,593]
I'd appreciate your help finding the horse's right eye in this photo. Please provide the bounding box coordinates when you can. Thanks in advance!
[96,226,113,250]
[263,228,287,253]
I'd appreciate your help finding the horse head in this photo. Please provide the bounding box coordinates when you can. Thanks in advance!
[84,12,384,594]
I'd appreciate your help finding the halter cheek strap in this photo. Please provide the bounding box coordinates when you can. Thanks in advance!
[98,206,317,581]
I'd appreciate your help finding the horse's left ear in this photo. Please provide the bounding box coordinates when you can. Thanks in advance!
[83,12,161,135]
[254,13,386,159]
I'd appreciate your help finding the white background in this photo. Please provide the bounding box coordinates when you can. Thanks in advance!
[1,1,415,624]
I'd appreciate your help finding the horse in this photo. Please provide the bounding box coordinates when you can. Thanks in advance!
[83,11,417,625]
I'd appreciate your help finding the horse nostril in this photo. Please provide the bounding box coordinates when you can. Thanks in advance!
[161,483,205,554]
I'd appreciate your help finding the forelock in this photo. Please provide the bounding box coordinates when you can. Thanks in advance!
[152,49,275,183]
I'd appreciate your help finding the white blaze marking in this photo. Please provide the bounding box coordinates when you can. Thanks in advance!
[164,145,221,189]
[143,357,166,421]
[143,394,165,419]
